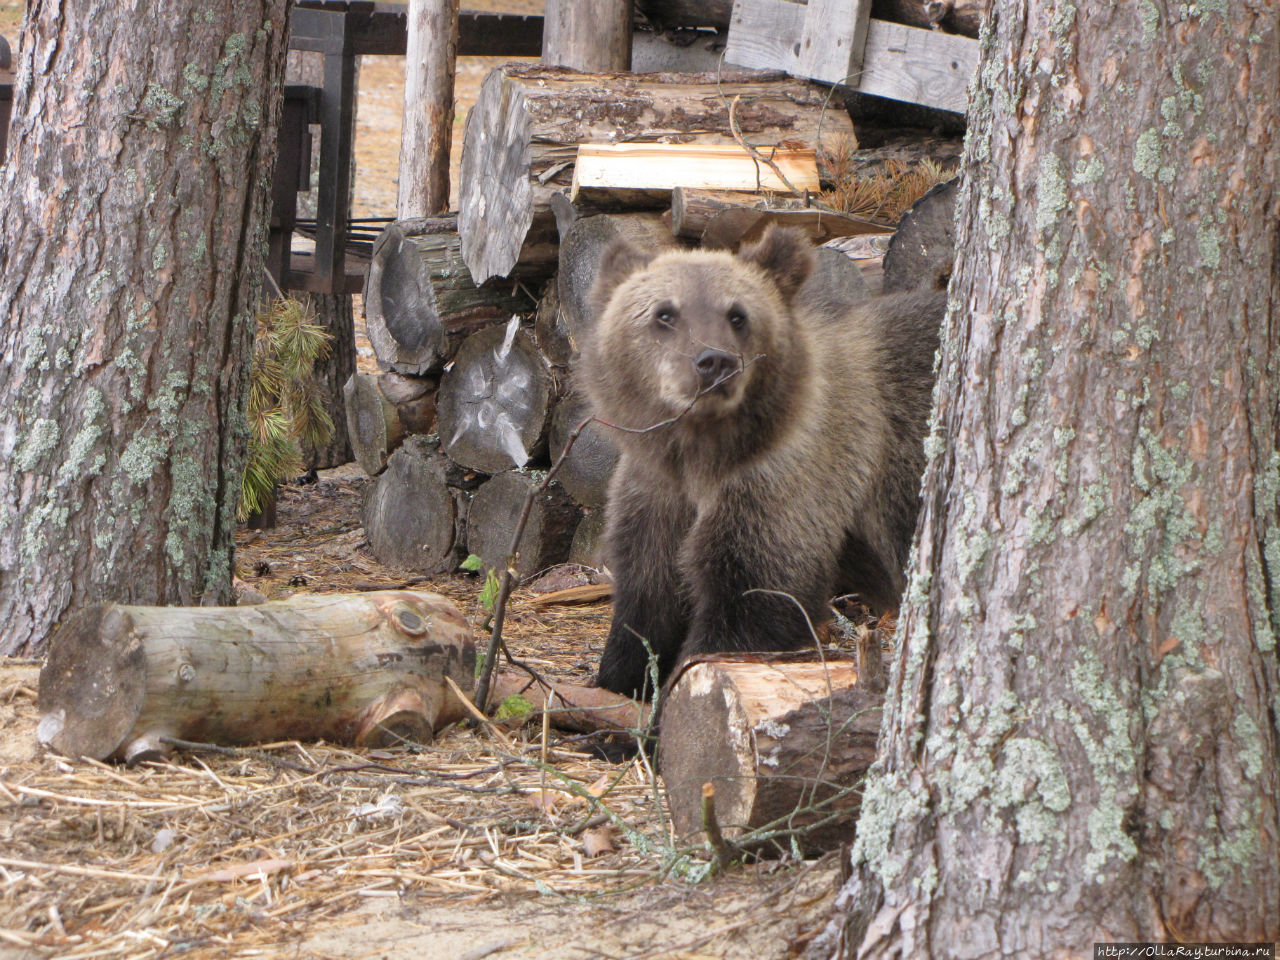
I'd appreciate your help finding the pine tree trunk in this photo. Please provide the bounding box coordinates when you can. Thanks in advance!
[817,4,1280,957]
[0,1,291,656]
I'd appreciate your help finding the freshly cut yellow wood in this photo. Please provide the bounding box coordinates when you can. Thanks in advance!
[570,143,820,202]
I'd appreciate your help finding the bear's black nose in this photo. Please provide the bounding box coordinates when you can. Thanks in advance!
[693,349,739,391]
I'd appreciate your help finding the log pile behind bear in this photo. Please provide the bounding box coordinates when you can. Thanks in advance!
[348,65,958,657]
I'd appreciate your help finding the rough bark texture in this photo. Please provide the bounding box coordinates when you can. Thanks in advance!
[298,292,357,469]
[398,0,458,217]
[817,3,1280,957]
[0,0,291,656]
[285,51,356,470]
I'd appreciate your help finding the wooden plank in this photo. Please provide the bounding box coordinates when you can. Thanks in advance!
[858,19,976,113]
[542,0,633,71]
[725,0,978,113]
[796,0,871,86]
[570,143,819,202]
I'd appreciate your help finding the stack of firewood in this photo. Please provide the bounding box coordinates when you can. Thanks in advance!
[345,63,957,581]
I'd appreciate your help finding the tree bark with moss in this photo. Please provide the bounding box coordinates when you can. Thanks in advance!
[814,3,1280,956]
[0,1,291,656]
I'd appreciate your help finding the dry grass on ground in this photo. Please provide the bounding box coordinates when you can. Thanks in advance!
[0,472,850,960]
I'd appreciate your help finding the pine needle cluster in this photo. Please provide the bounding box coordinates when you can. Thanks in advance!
[822,148,956,226]
[239,297,335,521]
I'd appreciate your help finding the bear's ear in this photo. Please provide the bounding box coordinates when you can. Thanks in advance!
[738,226,815,298]
[589,238,655,315]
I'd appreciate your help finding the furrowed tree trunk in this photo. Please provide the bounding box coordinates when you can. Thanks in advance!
[0,0,291,656]
[814,4,1280,957]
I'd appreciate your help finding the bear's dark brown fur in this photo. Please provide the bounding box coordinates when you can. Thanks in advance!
[580,226,945,697]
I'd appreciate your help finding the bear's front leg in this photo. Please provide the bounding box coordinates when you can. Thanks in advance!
[595,465,695,698]
[680,486,837,658]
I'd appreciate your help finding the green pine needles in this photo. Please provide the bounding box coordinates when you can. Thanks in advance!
[238,297,335,521]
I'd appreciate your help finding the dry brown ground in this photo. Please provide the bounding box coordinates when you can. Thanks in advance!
[0,469,842,960]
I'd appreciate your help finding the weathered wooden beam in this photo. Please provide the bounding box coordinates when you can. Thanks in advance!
[725,0,978,113]
[796,0,872,87]
[543,0,633,72]
[397,0,458,217]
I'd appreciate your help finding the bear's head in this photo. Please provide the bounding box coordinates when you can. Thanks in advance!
[582,226,816,434]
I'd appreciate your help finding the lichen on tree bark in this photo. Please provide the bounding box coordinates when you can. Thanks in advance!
[0,0,292,655]
[815,2,1280,956]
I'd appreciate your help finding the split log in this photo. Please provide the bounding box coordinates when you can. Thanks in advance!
[550,390,619,508]
[490,669,647,734]
[569,508,609,568]
[466,471,581,581]
[557,213,676,344]
[671,187,884,249]
[570,143,820,206]
[363,218,536,375]
[343,372,438,477]
[457,64,855,284]
[37,591,474,763]
[882,177,958,293]
[659,656,882,855]
[542,0,633,72]
[363,437,470,573]
[436,319,563,474]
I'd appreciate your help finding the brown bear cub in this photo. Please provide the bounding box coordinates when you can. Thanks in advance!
[580,226,945,698]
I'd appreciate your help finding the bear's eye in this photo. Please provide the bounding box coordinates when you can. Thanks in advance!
[728,306,748,331]
[653,304,677,328]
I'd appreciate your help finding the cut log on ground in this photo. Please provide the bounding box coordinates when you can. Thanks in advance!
[557,212,676,344]
[882,177,958,293]
[466,471,581,581]
[457,64,855,284]
[669,187,884,249]
[363,437,470,573]
[37,591,475,763]
[490,669,647,734]
[436,319,563,474]
[550,390,619,508]
[570,143,819,206]
[659,655,882,855]
[377,370,437,405]
[364,217,536,375]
